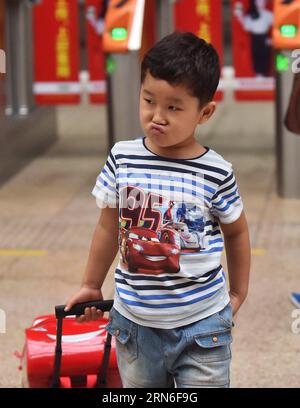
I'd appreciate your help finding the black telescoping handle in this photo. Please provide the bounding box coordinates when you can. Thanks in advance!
[55,299,114,319]
[51,299,114,388]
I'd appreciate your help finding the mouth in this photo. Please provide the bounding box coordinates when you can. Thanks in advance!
[150,125,165,135]
[144,255,167,261]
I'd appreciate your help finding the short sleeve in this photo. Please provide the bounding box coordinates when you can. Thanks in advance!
[243,16,253,32]
[91,145,118,208]
[210,170,243,224]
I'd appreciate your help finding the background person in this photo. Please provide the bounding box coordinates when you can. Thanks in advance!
[234,0,274,77]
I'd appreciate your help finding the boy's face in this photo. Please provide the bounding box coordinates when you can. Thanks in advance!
[139,72,215,152]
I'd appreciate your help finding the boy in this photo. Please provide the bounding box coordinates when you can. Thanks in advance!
[65,32,250,388]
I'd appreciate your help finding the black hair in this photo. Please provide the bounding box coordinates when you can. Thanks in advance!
[247,0,260,20]
[141,31,220,106]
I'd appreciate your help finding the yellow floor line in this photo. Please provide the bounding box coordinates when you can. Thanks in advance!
[251,248,267,256]
[0,249,48,257]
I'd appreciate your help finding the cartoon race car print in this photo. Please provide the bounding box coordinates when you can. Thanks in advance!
[163,222,205,251]
[120,227,180,274]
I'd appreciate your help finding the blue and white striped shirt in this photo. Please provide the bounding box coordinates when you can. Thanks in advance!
[92,138,243,328]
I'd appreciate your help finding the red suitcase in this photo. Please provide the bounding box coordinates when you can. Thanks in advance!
[19,300,122,388]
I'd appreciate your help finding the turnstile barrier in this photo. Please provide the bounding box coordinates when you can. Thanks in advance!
[273,0,300,198]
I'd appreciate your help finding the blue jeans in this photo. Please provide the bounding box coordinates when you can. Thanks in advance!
[106,303,233,388]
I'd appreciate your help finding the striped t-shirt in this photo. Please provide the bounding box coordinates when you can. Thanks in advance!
[92,137,243,329]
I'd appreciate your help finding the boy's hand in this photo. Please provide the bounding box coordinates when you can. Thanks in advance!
[64,286,104,322]
[229,292,244,316]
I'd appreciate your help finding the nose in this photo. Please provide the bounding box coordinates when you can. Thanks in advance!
[152,107,167,126]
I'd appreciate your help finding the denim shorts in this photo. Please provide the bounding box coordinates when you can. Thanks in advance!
[106,302,233,388]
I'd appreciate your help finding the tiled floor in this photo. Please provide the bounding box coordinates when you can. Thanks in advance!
[0,98,299,387]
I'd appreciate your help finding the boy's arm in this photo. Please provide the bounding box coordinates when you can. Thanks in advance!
[220,210,251,316]
[64,206,119,317]
[81,206,119,289]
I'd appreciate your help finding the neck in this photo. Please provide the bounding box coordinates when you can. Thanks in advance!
[145,137,206,160]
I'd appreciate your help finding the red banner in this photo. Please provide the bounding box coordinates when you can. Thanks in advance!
[85,0,107,104]
[175,0,224,101]
[141,0,156,59]
[231,0,275,101]
[33,0,80,104]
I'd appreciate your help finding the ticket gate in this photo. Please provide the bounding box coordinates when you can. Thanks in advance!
[273,0,300,198]
[103,0,176,148]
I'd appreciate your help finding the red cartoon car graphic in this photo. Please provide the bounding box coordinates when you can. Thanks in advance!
[120,227,180,274]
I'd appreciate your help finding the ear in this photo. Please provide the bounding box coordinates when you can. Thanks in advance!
[198,101,216,124]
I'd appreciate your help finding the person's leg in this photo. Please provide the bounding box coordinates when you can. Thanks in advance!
[106,308,173,388]
[173,303,233,388]
[251,34,271,77]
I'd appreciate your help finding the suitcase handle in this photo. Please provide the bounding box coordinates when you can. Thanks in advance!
[51,299,114,388]
[55,299,114,319]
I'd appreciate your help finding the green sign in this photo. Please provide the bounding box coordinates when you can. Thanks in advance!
[106,56,117,75]
[111,27,128,41]
[280,25,297,38]
[276,53,290,72]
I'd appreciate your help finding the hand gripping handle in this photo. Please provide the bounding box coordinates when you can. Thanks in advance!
[55,299,114,319]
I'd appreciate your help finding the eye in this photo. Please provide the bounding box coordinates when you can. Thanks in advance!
[144,98,153,104]
[129,233,139,239]
[168,105,180,111]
